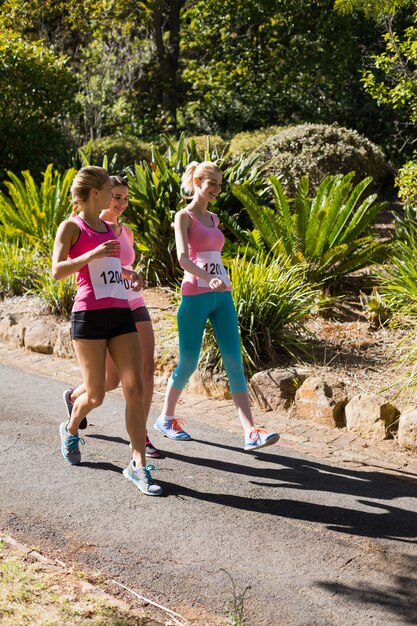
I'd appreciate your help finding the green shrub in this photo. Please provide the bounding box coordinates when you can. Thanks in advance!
[229,126,283,156]
[232,173,389,284]
[78,135,152,173]
[200,252,319,375]
[377,218,417,320]
[180,135,229,157]
[30,261,76,318]
[396,158,417,212]
[0,165,75,251]
[0,243,41,296]
[251,123,388,196]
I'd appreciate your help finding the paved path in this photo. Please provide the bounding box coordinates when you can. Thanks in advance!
[1,350,417,625]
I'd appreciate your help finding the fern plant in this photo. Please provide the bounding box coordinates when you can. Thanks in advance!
[231,173,390,284]
[0,164,76,251]
[0,242,41,296]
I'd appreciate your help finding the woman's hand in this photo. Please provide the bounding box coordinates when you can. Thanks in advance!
[91,239,121,260]
[130,271,143,292]
[209,276,227,292]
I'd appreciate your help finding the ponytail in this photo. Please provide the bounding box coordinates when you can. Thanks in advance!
[181,161,199,196]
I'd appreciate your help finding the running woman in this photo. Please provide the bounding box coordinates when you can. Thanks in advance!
[52,166,162,495]
[63,175,161,459]
[154,161,280,451]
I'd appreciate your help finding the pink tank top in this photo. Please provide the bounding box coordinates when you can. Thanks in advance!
[181,209,231,296]
[69,216,129,312]
[111,222,145,310]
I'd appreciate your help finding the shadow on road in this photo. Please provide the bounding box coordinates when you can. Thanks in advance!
[162,446,417,543]
[316,553,417,625]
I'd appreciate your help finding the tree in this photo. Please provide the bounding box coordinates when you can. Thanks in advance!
[0,28,77,176]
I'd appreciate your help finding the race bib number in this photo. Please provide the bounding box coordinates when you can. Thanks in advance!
[123,275,143,302]
[195,251,231,288]
[88,257,127,300]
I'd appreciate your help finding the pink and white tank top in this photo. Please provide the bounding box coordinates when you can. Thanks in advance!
[181,209,231,296]
[112,223,145,310]
[69,215,129,312]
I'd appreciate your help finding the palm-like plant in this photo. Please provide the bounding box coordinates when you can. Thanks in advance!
[231,173,390,284]
[0,164,76,251]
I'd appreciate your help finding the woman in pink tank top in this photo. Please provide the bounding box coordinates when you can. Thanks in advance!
[64,175,161,459]
[52,166,162,496]
[153,161,280,453]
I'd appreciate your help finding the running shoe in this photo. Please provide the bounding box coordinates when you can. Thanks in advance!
[62,389,88,430]
[145,433,162,458]
[59,421,85,465]
[123,460,163,496]
[154,415,191,440]
[244,427,280,451]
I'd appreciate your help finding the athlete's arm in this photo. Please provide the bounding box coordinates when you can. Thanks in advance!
[52,220,120,280]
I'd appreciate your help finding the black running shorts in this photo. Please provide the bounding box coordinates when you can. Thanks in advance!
[71,308,137,340]
[131,305,152,323]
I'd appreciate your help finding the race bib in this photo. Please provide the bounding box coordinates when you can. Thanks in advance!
[88,257,127,300]
[195,251,231,288]
[123,274,143,302]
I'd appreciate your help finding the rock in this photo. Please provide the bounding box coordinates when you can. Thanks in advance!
[345,393,399,440]
[0,314,25,347]
[249,367,310,411]
[53,322,74,358]
[294,376,348,427]
[398,410,417,452]
[24,319,58,355]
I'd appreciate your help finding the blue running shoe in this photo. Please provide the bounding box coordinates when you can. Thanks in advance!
[154,416,191,440]
[244,427,280,451]
[59,421,85,465]
[123,461,163,496]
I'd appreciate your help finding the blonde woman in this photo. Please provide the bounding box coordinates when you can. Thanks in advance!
[52,166,162,495]
[63,175,161,459]
[154,161,279,451]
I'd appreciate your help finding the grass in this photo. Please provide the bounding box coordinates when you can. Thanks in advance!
[0,537,157,626]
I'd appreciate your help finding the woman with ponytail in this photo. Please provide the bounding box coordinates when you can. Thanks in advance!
[52,166,163,495]
[153,161,280,451]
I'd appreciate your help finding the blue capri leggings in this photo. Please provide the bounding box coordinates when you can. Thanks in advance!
[170,292,248,394]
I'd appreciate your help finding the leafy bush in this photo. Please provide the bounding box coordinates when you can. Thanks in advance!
[30,261,76,318]
[232,173,389,284]
[377,218,417,320]
[0,243,41,296]
[229,127,283,156]
[396,158,417,212]
[0,29,76,177]
[78,135,152,173]
[251,123,388,195]
[0,165,75,251]
[179,135,229,157]
[200,252,319,376]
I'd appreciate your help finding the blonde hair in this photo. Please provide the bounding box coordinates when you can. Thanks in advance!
[181,161,221,196]
[70,166,110,213]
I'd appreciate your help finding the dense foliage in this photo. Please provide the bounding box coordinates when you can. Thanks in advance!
[250,124,388,196]
[232,172,389,284]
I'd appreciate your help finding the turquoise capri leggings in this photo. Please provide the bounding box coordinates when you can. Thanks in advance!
[170,291,248,394]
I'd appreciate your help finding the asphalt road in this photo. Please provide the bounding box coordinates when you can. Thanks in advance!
[1,363,417,625]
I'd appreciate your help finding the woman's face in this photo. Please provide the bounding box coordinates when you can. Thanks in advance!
[109,185,129,218]
[198,172,222,202]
